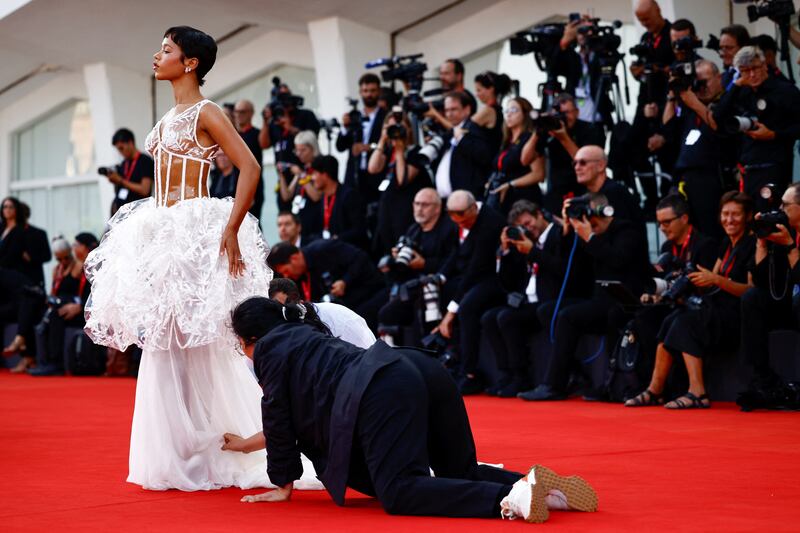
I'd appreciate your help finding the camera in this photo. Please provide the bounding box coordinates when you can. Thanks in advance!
[268,76,304,119]
[722,115,759,134]
[387,124,407,140]
[510,24,564,59]
[506,225,527,241]
[39,295,65,327]
[319,117,340,132]
[320,271,338,303]
[565,194,615,219]
[668,61,698,92]
[366,54,441,120]
[660,262,698,304]
[753,210,790,238]
[529,109,565,132]
[672,36,702,54]
[97,167,114,176]
[418,133,446,163]
[738,0,796,23]
[379,236,420,273]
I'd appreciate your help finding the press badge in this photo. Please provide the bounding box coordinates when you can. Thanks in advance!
[291,195,305,215]
[378,177,391,192]
[322,229,331,239]
[117,188,129,201]
[685,129,701,146]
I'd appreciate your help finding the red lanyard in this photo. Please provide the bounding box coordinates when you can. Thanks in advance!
[323,193,337,230]
[239,124,253,134]
[300,274,312,301]
[122,152,140,181]
[672,227,693,261]
[720,243,737,278]
[497,149,509,171]
[652,33,662,49]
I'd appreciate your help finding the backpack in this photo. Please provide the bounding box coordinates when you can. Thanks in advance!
[604,322,645,402]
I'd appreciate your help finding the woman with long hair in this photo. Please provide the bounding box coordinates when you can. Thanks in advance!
[472,71,512,157]
[83,26,319,491]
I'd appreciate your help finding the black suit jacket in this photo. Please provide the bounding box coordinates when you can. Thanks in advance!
[581,218,653,298]
[21,225,51,287]
[439,205,504,305]
[311,185,368,249]
[442,120,492,198]
[255,325,401,506]
[301,239,383,308]
[336,107,387,203]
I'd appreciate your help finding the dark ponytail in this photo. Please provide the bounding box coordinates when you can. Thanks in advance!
[474,71,513,99]
[231,297,331,345]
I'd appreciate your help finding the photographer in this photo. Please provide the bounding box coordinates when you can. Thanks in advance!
[713,46,800,200]
[752,34,791,83]
[626,192,755,409]
[276,131,322,239]
[661,60,730,238]
[430,91,492,200]
[438,59,478,114]
[267,240,386,329]
[481,201,575,397]
[105,128,154,216]
[277,211,315,248]
[376,188,458,340]
[486,97,543,214]
[520,94,606,213]
[336,73,387,212]
[718,25,751,89]
[308,155,367,249]
[368,110,432,255]
[434,191,505,394]
[520,192,652,401]
[30,233,98,376]
[572,146,644,227]
[209,150,238,199]
[259,82,320,165]
[740,182,800,389]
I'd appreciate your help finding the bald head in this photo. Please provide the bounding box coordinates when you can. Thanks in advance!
[635,0,665,34]
[573,145,608,191]
[233,99,255,129]
[414,188,442,228]
[446,190,479,229]
[447,190,476,212]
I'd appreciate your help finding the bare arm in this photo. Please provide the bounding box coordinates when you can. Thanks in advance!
[222,432,266,453]
[470,105,495,128]
[200,104,260,276]
[520,131,541,166]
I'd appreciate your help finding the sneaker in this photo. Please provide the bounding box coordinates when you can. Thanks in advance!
[499,466,551,523]
[534,465,598,512]
[517,384,566,401]
[500,465,598,523]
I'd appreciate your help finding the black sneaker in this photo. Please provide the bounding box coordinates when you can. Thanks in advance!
[458,374,484,395]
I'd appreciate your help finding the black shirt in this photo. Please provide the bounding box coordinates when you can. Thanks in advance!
[711,233,756,305]
[667,102,733,173]
[598,178,644,227]
[403,214,459,275]
[209,168,239,199]
[268,123,302,165]
[713,75,800,168]
[658,227,718,272]
[635,21,675,108]
[581,217,653,298]
[113,152,154,209]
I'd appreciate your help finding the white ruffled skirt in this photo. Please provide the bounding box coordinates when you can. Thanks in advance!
[84,198,322,491]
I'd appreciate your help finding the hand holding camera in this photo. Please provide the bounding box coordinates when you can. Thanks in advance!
[687,265,720,288]
[330,280,347,298]
[744,121,776,141]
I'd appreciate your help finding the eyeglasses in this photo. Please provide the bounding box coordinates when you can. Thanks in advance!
[657,216,679,227]
[503,107,521,115]
[781,201,799,210]
[572,158,601,167]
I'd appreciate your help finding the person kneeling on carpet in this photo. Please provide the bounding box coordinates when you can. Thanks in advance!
[230,296,598,522]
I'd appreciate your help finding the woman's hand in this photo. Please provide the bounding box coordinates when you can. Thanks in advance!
[241,483,293,503]
[221,433,247,453]
[219,227,245,277]
[57,303,82,321]
[688,265,720,288]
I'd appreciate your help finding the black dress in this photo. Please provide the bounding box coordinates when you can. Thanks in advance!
[490,130,541,214]
[658,233,756,359]
[0,225,27,278]
[482,103,504,160]
[374,146,432,255]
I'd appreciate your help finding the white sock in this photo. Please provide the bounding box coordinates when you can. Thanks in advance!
[545,489,569,511]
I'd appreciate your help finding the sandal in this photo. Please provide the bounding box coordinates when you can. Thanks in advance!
[624,389,664,407]
[665,392,711,409]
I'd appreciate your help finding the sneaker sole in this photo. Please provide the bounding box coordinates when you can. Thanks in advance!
[531,465,598,513]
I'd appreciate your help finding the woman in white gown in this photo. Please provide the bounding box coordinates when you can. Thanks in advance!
[84,26,320,491]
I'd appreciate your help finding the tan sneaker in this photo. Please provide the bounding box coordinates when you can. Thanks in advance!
[533,465,598,513]
[499,466,551,523]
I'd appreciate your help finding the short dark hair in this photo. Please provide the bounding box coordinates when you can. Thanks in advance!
[163,26,217,87]
[310,155,338,179]
[507,200,541,225]
[719,190,754,217]
[720,24,751,48]
[445,90,473,113]
[267,241,300,269]
[268,278,301,300]
[555,93,577,109]
[445,58,465,76]
[277,211,301,225]
[358,73,381,87]
[111,128,135,145]
[752,34,778,53]
[656,194,690,218]
[672,18,696,37]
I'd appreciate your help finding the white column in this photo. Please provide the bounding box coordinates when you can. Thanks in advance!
[83,63,152,213]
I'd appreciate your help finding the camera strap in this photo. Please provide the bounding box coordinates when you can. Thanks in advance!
[122,152,140,181]
[720,241,740,278]
[323,193,337,231]
[672,227,693,261]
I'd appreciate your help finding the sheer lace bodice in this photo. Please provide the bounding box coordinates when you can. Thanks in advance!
[145,100,220,206]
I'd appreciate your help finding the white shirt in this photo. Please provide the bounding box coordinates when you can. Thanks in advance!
[525,222,554,303]
[360,109,379,170]
[434,120,467,199]
[314,302,376,349]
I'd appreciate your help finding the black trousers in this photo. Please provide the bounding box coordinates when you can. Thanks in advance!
[454,278,506,375]
[344,285,389,332]
[537,298,620,392]
[681,168,723,241]
[348,351,521,517]
[740,286,796,379]
[35,312,84,369]
[481,303,540,379]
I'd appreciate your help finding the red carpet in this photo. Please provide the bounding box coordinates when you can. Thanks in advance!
[1,371,799,532]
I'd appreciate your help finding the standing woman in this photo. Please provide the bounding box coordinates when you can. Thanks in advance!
[83,26,319,491]
[487,97,543,214]
[473,71,512,158]
[0,197,28,277]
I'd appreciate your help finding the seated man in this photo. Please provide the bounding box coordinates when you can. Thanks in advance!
[308,155,368,250]
[435,190,505,394]
[520,193,653,400]
[231,296,598,523]
[267,239,386,330]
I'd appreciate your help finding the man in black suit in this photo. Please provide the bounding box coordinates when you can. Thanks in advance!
[336,73,387,224]
[434,190,505,394]
[232,100,264,221]
[309,155,367,249]
[574,145,644,229]
[520,192,652,401]
[481,200,572,397]
[267,239,386,329]
[431,91,492,200]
